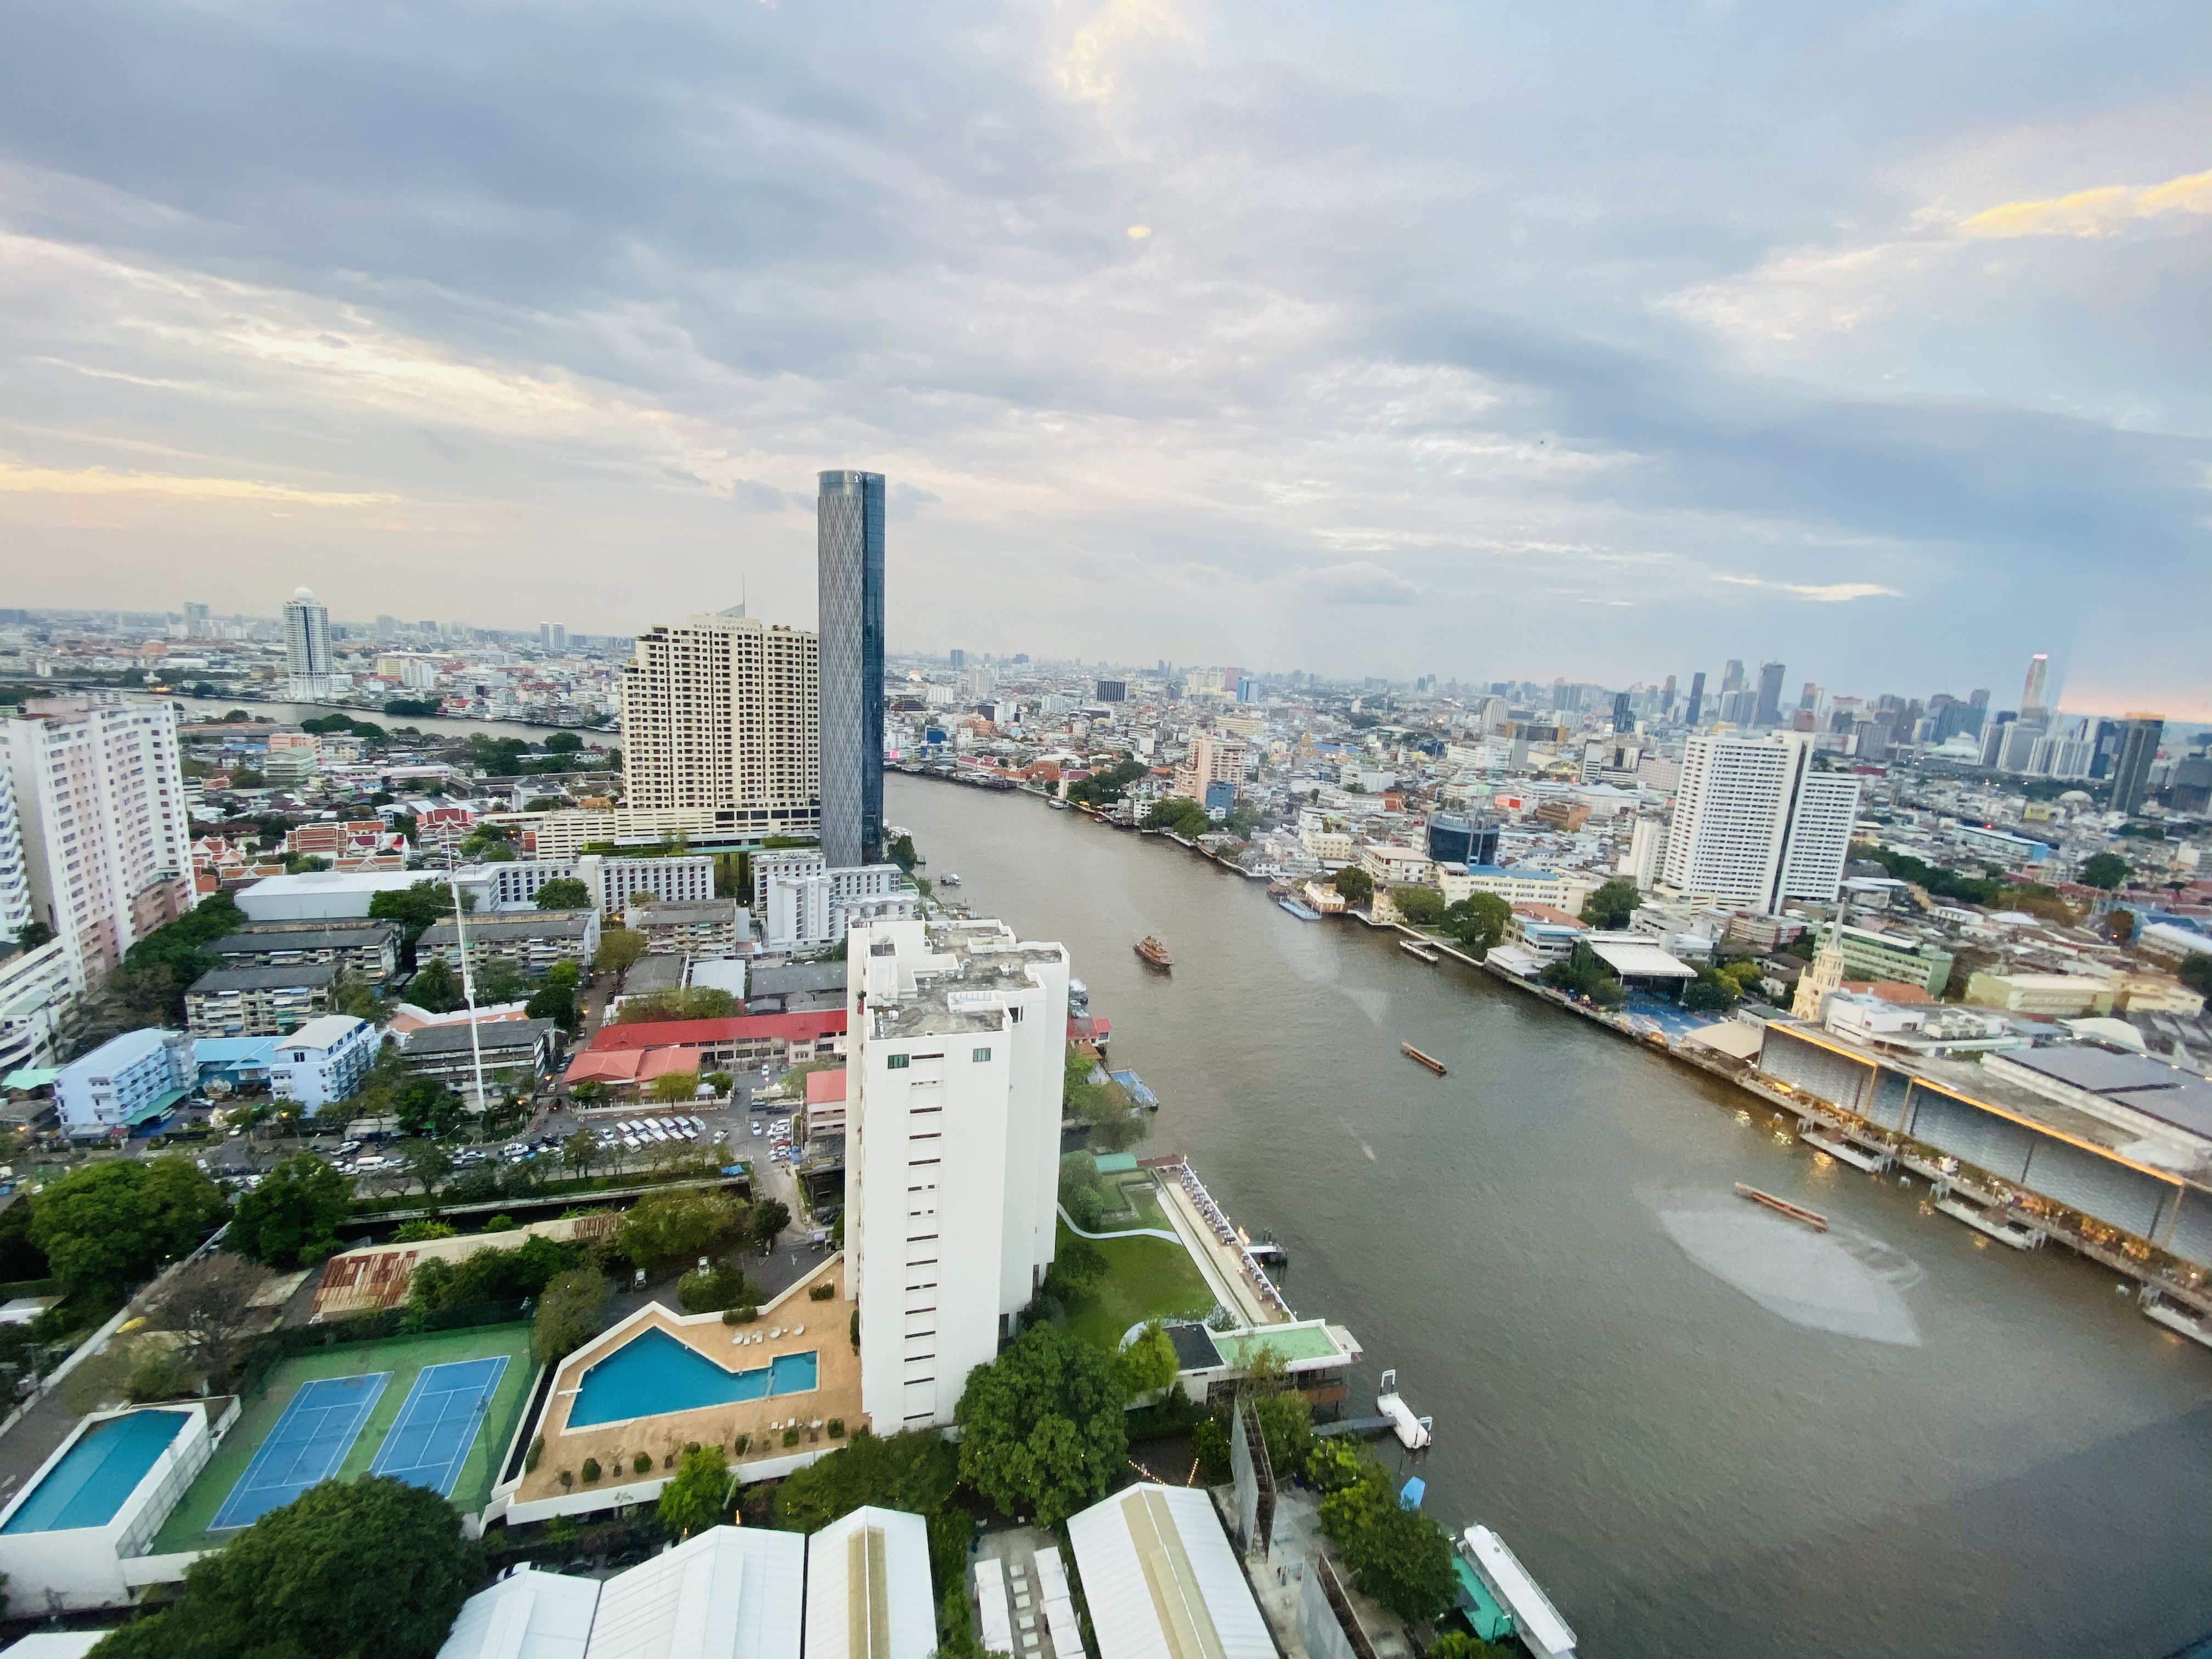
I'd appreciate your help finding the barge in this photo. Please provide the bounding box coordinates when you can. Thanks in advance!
[1733,1183,1827,1231]
[1402,1043,1447,1075]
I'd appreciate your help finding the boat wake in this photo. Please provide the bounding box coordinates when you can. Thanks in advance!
[1654,1198,1925,1347]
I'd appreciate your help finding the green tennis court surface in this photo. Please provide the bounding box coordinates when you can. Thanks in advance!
[153,1324,535,1554]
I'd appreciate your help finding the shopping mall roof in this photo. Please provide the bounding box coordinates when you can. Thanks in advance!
[803,1506,934,1659]
[1066,1485,1273,1659]
[1585,938,1696,980]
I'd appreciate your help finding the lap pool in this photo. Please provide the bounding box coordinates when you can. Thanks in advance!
[3,1409,190,1533]
[568,1328,819,1428]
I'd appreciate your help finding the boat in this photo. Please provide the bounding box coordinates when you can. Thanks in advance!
[1048,799,1068,810]
[1278,897,1323,922]
[1734,1182,1827,1231]
[940,873,961,886]
[2142,1290,2212,1351]
[1459,1526,1578,1659]
[1135,936,1172,969]
[1402,1043,1447,1075]
[1400,940,1441,963]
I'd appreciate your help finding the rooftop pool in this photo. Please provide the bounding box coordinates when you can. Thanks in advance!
[568,1328,819,1428]
[3,1409,189,1534]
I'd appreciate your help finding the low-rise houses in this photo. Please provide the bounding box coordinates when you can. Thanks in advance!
[184,962,336,1037]
[628,899,748,958]
[399,1018,558,1093]
[206,919,400,985]
[419,909,600,980]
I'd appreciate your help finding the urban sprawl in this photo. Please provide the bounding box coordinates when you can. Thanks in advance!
[0,476,2209,1659]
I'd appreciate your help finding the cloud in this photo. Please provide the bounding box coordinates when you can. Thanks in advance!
[1715,575,1901,603]
[1282,561,1422,606]
[1960,167,2212,239]
[0,461,397,505]
[1052,0,1197,103]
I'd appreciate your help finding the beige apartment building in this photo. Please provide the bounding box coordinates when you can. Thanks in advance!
[619,610,821,831]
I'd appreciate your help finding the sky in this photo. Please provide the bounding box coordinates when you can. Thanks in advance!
[1,1,2208,715]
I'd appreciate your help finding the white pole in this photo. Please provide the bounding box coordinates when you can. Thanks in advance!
[447,851,489,1116]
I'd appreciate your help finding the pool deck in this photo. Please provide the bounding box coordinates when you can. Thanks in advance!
[515,1255,860,1508]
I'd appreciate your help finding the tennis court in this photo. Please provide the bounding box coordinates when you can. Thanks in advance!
[210,1372,389,1531]
[369,1357,511,1498]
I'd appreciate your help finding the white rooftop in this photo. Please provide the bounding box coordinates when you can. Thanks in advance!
[438,1566,602,1659]
[583,1526,803,1659]
[804,1506,935,1659]
[276,1014,370,1053]
[1585,937,1696,980]
[0,1637,107,1658]
[1066,1484,1274,1659]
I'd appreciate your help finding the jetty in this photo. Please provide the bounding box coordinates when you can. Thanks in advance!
[1801,1129,1893,1173]
[1734,1183,1827,1231]
[1934,1196,2046,1250]
[1375,1368,1433,1449]
[1399,940,1441,963]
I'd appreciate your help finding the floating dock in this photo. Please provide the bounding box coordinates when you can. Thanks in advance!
[1402,1043,1447,1075]
[1278,898,1323,921]
[1934,1196,2046,1250]
[1400,940,1441,963]
[1375,1368,1433,1449]
[1460,1527,1578,1659]
[1734,1183,1827,1231]
[1801,1130,1893,1173]
[2142,1293,2212,1351]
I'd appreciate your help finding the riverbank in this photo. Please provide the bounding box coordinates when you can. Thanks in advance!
[888,769,2212,1659]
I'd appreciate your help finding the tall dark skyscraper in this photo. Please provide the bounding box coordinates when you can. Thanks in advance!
[1612,690,1633,733]
[817,470,885,867]
[1753,661,1786,727]
[2110,715,2164,816]
[1685,671,1706,727]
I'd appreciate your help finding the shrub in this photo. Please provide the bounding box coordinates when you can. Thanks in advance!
[721,1304,758,1324]
[525,1435,544,1474]
[826,1418,845,1439]
[634,1452,653,1475]
[679,1263,762,1316]
[559,1469,573,1490]
[782,1426,801,1447]
[809,1283,834,1301]
[581,1458,601,1483]
[732,1434,750,1457]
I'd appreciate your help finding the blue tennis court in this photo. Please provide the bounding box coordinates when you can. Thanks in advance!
[369,1357,509,1498]
[211,1372,388,1531]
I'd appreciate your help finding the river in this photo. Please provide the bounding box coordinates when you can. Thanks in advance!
[887,774,2212,1659]
[161,693,589,746]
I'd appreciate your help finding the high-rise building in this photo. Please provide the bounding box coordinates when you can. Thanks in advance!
[1612,691,1633,733]
[618,610,821,832]
[2021,653,2051,716]
[283,586,335,701]
[845,913,1069,1430]
[1427,814,1500,867]
[1,696,194,988]
[1720,660,1745,696]
[1753,662,1787,728]
[1094,680,1127,704]
[948,649,965,669]
[818,471,886,868]
[1799,682,1821,714]
[2111,715,2164,815]
[1658,731,1860,911]
[1660,674,1677,715]
[1685,671,1706,727]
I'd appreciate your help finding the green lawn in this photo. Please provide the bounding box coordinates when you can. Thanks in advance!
[1087,1181,1170,1233]
[1057,1220,1214,1355]
[153,1322,539,1554]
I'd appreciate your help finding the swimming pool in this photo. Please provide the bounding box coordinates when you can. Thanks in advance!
[567,1328,819,1428]
[3,1409,189,1534]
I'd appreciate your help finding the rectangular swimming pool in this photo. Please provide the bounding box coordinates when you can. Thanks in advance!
[3,1409,189,1534]
[568,1328,818,1428]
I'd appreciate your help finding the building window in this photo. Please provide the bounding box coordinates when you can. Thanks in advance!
[887,1053,909,1070]
[972,1047,992,1063]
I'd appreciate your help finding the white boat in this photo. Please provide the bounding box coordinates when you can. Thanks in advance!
[941,873,962,886]
[1461,1526,1578,1659]
[1375,1367,1432,1449]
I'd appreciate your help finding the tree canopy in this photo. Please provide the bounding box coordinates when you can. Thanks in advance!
[228,1155,352,1269]
[534,877,592,910]
[594,927,648,976]
[108,891,246,1020]
[1143,797,1214,838]
[31,1158,228,1300]
[1542,940,1625,1008]
[1330,867,1374,906]
[771,1427,958,1532]
[1579,878,1641,929]
[614,986,738,1024]
[2178,954,2212,999]
[89,1475,481,1659]
[954,1322,1127,1528]
[658,1444,731,1537]
[1438,892,1511,958]
[2079,851,2131,890]
[532,1266,608,1365]
[1116,1321,1180,1400]
[616,1189,740,1267]
[1065,755,1148,808]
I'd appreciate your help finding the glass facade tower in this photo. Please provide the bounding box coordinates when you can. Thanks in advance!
[817,470,886,868]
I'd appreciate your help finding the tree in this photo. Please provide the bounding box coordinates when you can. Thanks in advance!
[541,731,584,754]
[770,1427,958,1532]
[475,957,529,1004]
[229,1155,353,1269]
[563,1127,599,1178]
[677,1263,763,1314]
[1440,892,1511,959]
[407,957,464,1013]
[954,1323,1127,1528]
[108,891,245,1020]
[534,877,592,910]
[2107,908,2137,945]
[2177,954,2212,999]
[395,1079,466,1140]
[330,971,382,1022]
[150,1255,274,1392]
[751,1199,791,1254]
[1330,867,1374,906]
[887,833,919,873]
[594,927,647,976]
[368,880,461,966]
[526,981,579,1032]
[617,1189,738,1267]
[1392,884,1446,927]
[650,1070,702,1104]
[405,1141,455,1199]
[31,1158,228,1301]
[532,1267,608,1365]
[88,1475,481,1659]
[1541,940,1625,1009]
[658,1444,730,1537]
[1143,797,1212,837]
[1340,1502,1459,1622]
[1579,878,1641,929]
[0,1199,49,1283]
[1116,1321,1179,1400]
[2080,851,2131,890]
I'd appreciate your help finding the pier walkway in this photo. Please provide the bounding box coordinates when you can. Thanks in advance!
[1154,1169,1290,1328]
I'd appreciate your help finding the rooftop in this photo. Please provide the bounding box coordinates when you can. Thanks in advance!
[187,962,339,994]
[276,1014,371,1052]
[218,922,399,950]
[421,911,594,943]
[403,1019,554,1057]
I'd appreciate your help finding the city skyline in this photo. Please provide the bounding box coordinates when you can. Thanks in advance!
[0,5,2206,713]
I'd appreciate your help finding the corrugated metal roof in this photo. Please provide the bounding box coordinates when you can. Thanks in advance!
[582,1527,803,1659]
[1066,1484,1274,1659]
[804,1506,935,1659]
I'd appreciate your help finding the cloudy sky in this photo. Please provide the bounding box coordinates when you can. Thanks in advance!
[2,1,2207,713]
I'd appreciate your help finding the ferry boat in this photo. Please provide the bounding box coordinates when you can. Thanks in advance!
[940,873,961,887]
[1402,1043,1447,1075]
[1134,936,1173,969]
[1734,1182,1827,1231]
